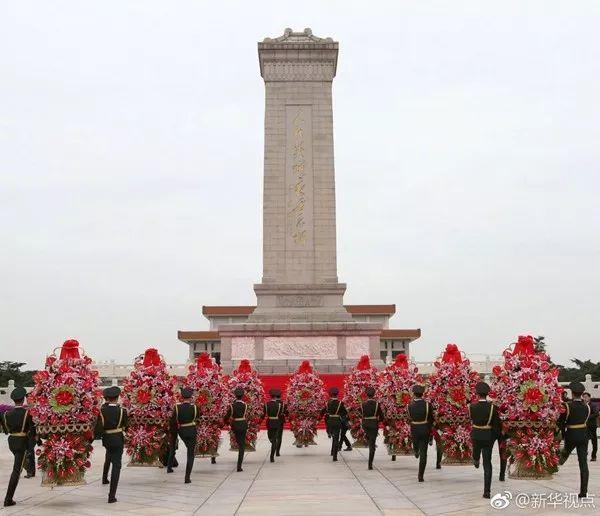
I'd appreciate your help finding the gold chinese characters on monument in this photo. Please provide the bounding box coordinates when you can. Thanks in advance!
[286,105,313,249]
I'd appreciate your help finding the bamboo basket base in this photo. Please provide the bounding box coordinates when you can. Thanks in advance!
[41,470,86,488]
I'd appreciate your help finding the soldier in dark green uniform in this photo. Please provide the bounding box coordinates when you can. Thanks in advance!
[361,386,384,470]
[582,392,598,461]
[469,381,502,499]
[559,381,591,498]
[2,387,33,507]
[407,384,435,482]
[95,386,128,503]
[264,389,284,462]
[274,389,286,457]
[322,387,347,461]
[225,387,248,472]
[167,387,198,483]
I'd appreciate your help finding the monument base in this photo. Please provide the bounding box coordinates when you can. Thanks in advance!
[219,321,384,374]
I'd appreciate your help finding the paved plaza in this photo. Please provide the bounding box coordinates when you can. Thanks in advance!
[1,431,597,515]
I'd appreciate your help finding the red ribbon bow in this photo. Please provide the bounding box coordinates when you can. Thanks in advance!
[237,359,252,374]
[298,360,313,374]
[142,348,161,367]
[393,353,409,369]
[196,352,214,370]
[442,343,462,364]
[59,339,81,360]
[513,335,535,356]
[357,355,371,370]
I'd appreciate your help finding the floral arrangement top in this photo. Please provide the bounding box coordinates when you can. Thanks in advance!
[286,360,327,422]
[343,355,379,443]
[490,335,563,423]
[183,352,231,423]
[226,360,265,446]
[121,348,177,422]
[377,354,422,419]
[29,339,102,428]
[426,343,480,421]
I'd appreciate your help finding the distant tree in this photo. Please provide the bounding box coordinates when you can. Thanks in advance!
[0,361,37,387]
[557,359,600,382]
[533,336,547,354]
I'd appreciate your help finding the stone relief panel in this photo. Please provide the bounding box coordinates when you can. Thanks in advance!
[262,62,336,82]
[263,336,337,360]
[231,337,256,360]
[346,336,370,359]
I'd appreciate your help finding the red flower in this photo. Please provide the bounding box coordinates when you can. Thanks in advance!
[401,392,411,405]
[197,392,208,405]
[449,387,466,404]
[492,365,502,376]
[524,387,543,405]
[136,389,152,405]
[55,389,74,406]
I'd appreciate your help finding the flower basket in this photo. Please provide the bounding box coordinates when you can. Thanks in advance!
[183,353,231,459]
[122,349,176,467]
[490,336,562,479]
[427,344,479,465]
[343,355,379,448]
[378,354,422,457]
[28,340,101,487]
[227,360,265,451]
[286,361,326,448]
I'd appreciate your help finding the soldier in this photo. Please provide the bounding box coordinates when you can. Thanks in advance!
[264,389,284,462]
[3,387,33,507]
[94,386,128,503]
[469,382,502,499]
[274,389,286,457]
[361,386,384,470]
[167,387,198,483]
[407,384,435,482]
[339,404,353,452]
[582,392,598,461]
[559,381,591,498]
[322,387,347,461]
[225,387,248,472]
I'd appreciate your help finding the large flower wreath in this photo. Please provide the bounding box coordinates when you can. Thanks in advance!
[343,355,379,447]
[226,360,265,451]
[29,339,101,486]
[286,360,326,447]
[121,348,176,465]
[490,335,563,478]
[377,354,423,456]
[183,353,231,457]
[426,343,479,464]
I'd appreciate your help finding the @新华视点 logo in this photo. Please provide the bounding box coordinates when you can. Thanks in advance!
[490,491,512,509]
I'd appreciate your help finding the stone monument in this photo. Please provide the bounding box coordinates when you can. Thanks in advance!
[178,29,421,373]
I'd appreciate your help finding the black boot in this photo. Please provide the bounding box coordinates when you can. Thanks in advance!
[391,455,396,461]
[211,457,216,464]
[108,467,120,503]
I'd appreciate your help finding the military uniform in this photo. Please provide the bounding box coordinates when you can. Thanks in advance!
[3,388,33,507]
[275,395,286,456]
[168,391,198,483]
[264,396,283,462]
[24,423,36,478]
[469,382,502,498]
[323,392,347,461]
[226,389,248,472]
[361,391,384,470]
[559,383,591,498]
[95,387,129,503]
[585,400,598,461]
[407,387,435,482]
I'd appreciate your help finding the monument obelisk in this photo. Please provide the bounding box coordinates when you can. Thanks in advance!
[217,29,384,372]
[250,27,352,323]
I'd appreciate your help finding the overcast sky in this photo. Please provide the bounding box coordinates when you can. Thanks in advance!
[1,1,599,370]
